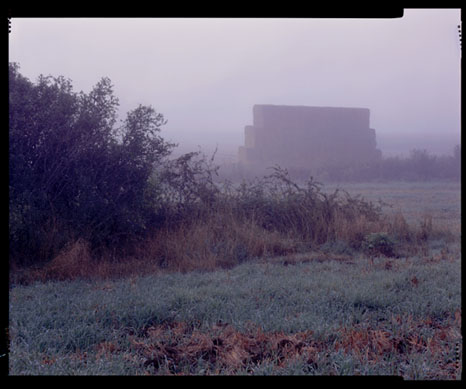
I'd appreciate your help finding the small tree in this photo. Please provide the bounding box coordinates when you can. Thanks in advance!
[9,63,175,264]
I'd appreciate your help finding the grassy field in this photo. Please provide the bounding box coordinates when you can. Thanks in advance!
[8,181,462,377]
[324,181,461,229]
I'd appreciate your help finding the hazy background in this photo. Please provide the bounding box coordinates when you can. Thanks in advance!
[8,10,461,163]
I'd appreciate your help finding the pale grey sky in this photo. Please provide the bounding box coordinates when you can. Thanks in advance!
[9,10,461,160]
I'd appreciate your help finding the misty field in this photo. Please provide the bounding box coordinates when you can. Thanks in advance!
[323,181,460,227]
[8,181,462,377]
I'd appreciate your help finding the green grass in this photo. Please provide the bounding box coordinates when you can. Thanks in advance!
[9,247,461,377]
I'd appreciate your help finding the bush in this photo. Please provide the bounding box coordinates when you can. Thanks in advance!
[9,63,175,264]
[222,167,384,245]
[361,233,396,257]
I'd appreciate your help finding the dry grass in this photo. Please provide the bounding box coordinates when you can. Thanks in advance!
[11,208,457,285]
[10,178,460,286]
[131,321,321,374]
[41,238,93,280]
[127,313,462,377]
[333,212,389,247]
[133,213,298,273]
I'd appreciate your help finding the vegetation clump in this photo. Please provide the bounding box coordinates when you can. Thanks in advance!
[9,63,175,265]
[9,64,458,282]
[362,233,397,257]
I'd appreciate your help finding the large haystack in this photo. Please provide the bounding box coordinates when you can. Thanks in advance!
[238,104,381,173]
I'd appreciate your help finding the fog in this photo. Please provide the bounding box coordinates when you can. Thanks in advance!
[9,10,461,162]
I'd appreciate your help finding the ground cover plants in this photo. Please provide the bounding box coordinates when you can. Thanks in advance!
[11,167,456,284]
[9,247,461,377]
[8,179,462,377]
[9,65,461,377]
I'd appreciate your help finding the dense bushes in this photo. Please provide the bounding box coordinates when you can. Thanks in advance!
[9,63,175,264]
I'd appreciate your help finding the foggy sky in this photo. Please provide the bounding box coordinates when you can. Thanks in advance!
[8,10,461,161]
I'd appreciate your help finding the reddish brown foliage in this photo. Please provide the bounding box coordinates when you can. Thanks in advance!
[129,321,321,374]
[125,313,462,377]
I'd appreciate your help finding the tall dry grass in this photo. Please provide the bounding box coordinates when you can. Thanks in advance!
[10,168,458,284]
[133,208,298,273]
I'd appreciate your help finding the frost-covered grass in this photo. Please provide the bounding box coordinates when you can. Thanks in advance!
[9,247,461,377]
[323,181,461,228]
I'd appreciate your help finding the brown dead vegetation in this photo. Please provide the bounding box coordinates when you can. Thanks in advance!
[124,313,461,377]
[10,206,456,286]
[129,321,321,374]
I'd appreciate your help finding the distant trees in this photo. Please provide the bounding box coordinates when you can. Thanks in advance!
[9,63,175,264]
[230,145,461,183]
[311,147,461,182]
[377,147,460,182]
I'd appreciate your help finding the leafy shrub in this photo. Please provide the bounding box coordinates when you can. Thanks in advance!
[9,63,174,264]
[362,233,396,257]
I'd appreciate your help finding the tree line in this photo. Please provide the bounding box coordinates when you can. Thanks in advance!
[320,147,461,182]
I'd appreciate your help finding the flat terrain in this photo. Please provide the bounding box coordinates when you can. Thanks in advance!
[8,181,462,377]
[324,181,461,230]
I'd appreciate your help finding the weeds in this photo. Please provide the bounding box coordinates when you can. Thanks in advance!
[10,167,459,284]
